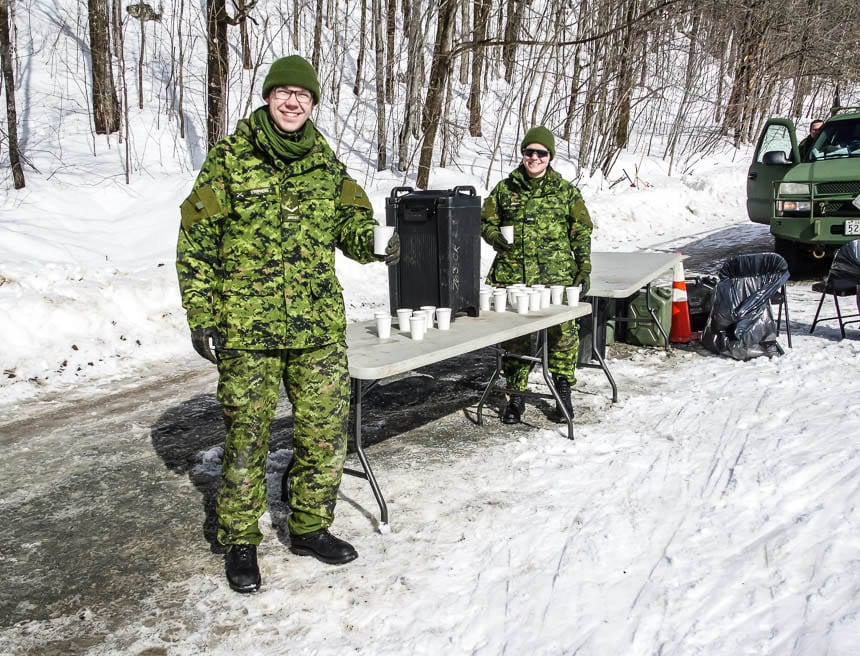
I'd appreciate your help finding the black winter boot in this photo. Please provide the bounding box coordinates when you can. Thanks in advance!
[225,544,261,593]
[553,375,574,423]
[501,394,526,424]
[290,528,358,565]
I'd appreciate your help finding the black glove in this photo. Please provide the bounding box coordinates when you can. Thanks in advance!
[489,232,512,254]
[384,232,400,266]
[574,256,591,294]
[191,326,220,364]
[573,273,590,295]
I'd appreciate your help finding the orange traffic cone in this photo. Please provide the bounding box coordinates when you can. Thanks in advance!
[670,260,692,343]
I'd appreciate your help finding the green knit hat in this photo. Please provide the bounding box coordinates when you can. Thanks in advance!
[521,126,555,159]
[262,55,320,103]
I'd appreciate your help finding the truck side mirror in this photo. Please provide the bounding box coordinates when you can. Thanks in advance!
[762,150,791,165]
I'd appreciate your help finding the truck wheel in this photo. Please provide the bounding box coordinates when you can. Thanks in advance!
[773,237,802,273]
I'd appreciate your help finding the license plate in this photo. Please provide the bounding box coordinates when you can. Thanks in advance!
[846,220,860,235]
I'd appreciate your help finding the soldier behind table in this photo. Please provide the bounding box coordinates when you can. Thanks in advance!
[176,55,399,594]
[480,125,593,425]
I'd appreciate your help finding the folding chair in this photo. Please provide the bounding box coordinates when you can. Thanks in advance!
[809,239,860,338]
[701,253,791,359]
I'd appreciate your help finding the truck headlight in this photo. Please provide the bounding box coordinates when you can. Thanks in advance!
[778,182,810,195]
[777,200,811,213]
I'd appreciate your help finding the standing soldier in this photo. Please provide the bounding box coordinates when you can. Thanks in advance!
[480,125,593,424]
[176,55,399,593]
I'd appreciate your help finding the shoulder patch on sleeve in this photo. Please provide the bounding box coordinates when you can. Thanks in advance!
[180,185,223,230]
[340,179,373,210]
[572,198,593,228]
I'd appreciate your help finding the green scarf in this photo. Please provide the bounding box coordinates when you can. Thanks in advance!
[249,106,317,162]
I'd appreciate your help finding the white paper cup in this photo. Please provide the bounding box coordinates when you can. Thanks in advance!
[566,286,580,306]
[540,288,551,309]
[516,293,529,314]
[528,290,541,311]
[396,308,413,332]
[374,225,396,255]
[550,285,564,305]
[493,290,507,312]
[409,315,425,340]
[507,287,519,305]
[501,226,514,244]
[420,305,436,329]
[479,289,493,311]
[375,313,392,338]
[436,307,452,330]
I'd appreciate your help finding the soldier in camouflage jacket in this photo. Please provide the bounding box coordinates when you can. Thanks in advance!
[480,126,592,425]
[176,56,399,593]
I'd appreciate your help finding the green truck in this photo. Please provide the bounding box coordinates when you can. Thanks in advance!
[746,106,860,270]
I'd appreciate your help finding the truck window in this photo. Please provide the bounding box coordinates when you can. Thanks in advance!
[756,124,792,163]
[813,118,860,159]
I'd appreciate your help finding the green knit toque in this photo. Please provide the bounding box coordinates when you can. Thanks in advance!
[521,126,556,159]
[262,55,320,103]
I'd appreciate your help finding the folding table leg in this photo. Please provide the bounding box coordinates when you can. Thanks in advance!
[476,345,505,425]
[589,297,618,402]
[343,378,389,528]
[537,328,574,440]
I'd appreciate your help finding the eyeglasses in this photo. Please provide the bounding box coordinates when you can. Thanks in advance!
[522,148,550,159]
[271,88,314,104]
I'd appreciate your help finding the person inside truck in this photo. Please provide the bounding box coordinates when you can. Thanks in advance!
[798,119,824,161]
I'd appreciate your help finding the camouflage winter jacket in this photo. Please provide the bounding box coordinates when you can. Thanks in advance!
[176,116,377,350]
[481,165,592,286]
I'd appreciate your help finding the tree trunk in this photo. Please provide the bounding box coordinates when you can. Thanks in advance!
[236,0,252,69]
[417,0,456,189]
[385,0,395,103]
[353,0,367,95]
[397,0,423,170]
[502,0,526,84]
[373,0,387,170]
[206,0,229,149]
[467,0,490,137]
[87,0,121,133]
[312,0,323,70]
[0,0,24,188]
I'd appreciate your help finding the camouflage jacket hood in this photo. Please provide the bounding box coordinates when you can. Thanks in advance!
[176,115,378,350]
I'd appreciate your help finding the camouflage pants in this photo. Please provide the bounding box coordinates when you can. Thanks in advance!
[215,341,350,545]
[502,319,579,391]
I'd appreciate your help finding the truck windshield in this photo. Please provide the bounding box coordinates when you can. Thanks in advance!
[810,118,860,160]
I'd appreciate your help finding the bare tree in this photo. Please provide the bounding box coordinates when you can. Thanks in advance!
[0,0,24,188]
[397,0,423,170]
[467,0,491,136]
[88,0,121,133]
[353,0,367,95]
[417,0,456,188]
[373,0,387,169]
[312,0,323,69]
[385,0,395,102]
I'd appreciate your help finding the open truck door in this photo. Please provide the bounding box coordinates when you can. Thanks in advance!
[747,118,799,224]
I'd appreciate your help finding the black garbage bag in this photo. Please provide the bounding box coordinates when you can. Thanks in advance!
[826,239,860,294]
[701,253,790,360]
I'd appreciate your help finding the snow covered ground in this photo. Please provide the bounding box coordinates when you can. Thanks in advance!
[2,145,859,654]
[1,3,858,651]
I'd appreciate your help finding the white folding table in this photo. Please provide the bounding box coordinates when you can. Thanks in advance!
[345,303,591,526]
[587,251,686,401]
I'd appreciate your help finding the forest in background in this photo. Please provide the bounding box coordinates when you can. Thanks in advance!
[1,0,859,190]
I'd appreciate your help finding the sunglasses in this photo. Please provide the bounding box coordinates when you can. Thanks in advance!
[522,148,550,159]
